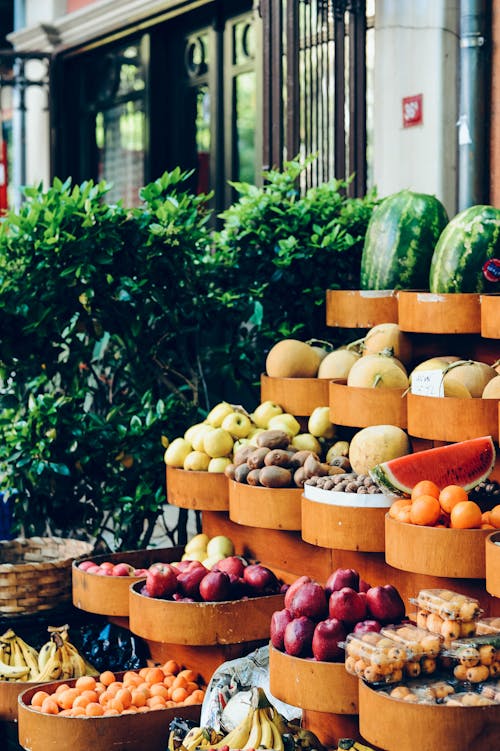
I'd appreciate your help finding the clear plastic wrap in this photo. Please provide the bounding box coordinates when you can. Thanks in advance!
[342,632,412,684]
[410,589,481,621]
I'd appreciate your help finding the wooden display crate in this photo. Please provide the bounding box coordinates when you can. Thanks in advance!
[0,679,43,722]
[329,380,407,429]
[17,675,201,751]
[72,546,184,617]
[358,679,500,751]
[129,581,285,646]
[166,466,229,511]
[398,291,481,333]
[486,531,500,598]
[301,496,387,552]
[407,392,499,442]
[269,644,358,714]
[229,481,302,531]
[260,374,329,416]
[481,294,500,339]
[385,515,490,578]
[325,289,398,328]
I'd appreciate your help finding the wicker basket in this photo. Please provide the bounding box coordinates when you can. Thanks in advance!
[0,536,94,615]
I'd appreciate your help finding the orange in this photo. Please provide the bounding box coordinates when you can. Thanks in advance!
[145,667,165,685]
[482,511,492,525]
[150,684,168,699]
[490,504,500,529]
[31,691,50,708]
[189,689,205,704]
[108,697,125,713]
[147,695,167,709]
[57,688,80,710]
[75,675,97,692]
[99,670,116,686]
[172,674,188,690]
[185,681,199,695]
[131,689,147,708]
[40,697,59,715]
[389,499,411,520]
[439,485,468,515]
[450,500,482,529]
[171,687,188,703]
[54,683,70,695]
[103,708,120,716]
[73,695,92,709]
[409,495,441,526]
[86,702,105,717]
[177,669,198,683]
[411,480,440,501]
[162,660,180,675]
[115,688,132,709]
[123,671,142,687]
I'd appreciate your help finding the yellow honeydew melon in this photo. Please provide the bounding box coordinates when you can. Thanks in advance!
[349,424,411,475]
[442,360,497,398]
[442,378,472,399]
[347,354,409,389]
[317,348,361,379]
[482,375,500,398]
[362,323,412,365]
[412,356,461,372]
[265,339,323,378]
[410,358,472,398]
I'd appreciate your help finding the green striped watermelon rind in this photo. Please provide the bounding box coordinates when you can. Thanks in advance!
[370,436,496,496]
[429,205,500,293]
[360,189,449,291]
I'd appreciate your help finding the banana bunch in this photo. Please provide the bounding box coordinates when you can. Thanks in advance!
[335,741,376,751]
[179,726,221,751]
[35,625,98,683]
[0,628,39,681]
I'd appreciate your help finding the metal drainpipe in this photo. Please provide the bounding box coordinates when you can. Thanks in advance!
[458,0,491,210]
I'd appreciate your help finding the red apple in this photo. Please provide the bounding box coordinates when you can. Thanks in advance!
[132,568,149,578]
[329,587,367,625]
[353,619,382,635]
[243,564,279,595]
[215,556,248,578]
[99,561,114,571]
[170,560,193,573]
[325,568,360,597]
[283,616,315,657]
[270,608,294,651]
[177,564,208,598]
[312,618,347,662]
[289,581,328,621]
[199,570,232,602]
[145,563,178,598]
[85,564,101,575]
[359,579,371,593]
[284,576,313,609]
[79,560,97,572]
[96,566,113,576]
[365,585,405,624]
[112,563,134,577]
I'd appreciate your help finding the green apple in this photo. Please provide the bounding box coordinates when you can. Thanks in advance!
[308,406,336,438]
[251,400,284,428]
[292,433,322,453]
[221,412,252,439]
[205,401,235,427]
[208,456,232,473]
[268,413,300,437]
[183,450,211,471]
[191,424,215,452]
[185,533,210,553]
[233,438,250,453]
[164,437,192,467]
[206,535,234,558]
[203,427,234,458]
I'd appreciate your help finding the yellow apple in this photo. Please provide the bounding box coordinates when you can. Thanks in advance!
[206,535,234,558]
[205,401,235,427]
[221,412,252,438]
[184,422,207,445]
[191,424,215,452]
[164,438,192,467]
[308,406,335,438]
[247,428,266,446]
[202,553,226,570]
[203,428,234,458]
[184,533,210,553]
[183,450,211,471]
[208,456,232,473]
[251,400,284,428]
[182,550,207,562]
[268,413,300,436]
[292,433,322,453]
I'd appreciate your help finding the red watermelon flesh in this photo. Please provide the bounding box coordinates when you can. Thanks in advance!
[370,436,496,495]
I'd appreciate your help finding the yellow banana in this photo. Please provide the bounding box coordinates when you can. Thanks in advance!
[10,639,29,680]
[37,640,57,672]
[34,644,62,683]
[64,640,90,677]
[214,707,255,749]
[259,709,274,749]
[183,727,205,751]
[0,657,30,680]
[243,707,262,750]
[59,643,74,679]
[16,637,40,680]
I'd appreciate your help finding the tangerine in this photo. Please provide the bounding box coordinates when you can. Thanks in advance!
[99,670,116,686]
[411,480,440,501]
[409,495,441,526]
[439,485,468,515]
[75,675,97,692]
[31,691,50,708]
[490,504,500,529]
[450,500,482,529]
[389,499,411,520]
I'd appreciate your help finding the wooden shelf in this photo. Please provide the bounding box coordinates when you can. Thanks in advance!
[228,481,302,530]
[486,531,500,598]
[329,380,407,428]
[481,294,500,339]
[325,289,398,328]
[166,467,229,511]
[407,392,499,442]
[301,496,386,552]
[260,374,329,415]
[398,291,481,334]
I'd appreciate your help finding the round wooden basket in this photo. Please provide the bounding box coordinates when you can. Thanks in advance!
[329,380,407,429]
[129,581,285,645]
[481,294,500,339]
[407,392,499,442]
[358,679,500,751]
[17,674,201,751]
[485,531,500,598]
[228,481,302,530]
[260,374,329,416]
[397,291,481,333]
[0,679,43,722]
[301,496,387,552]
[325,289,398,328]
[269,644,358,714]
[0,537,94,616]
[72,546,184,617]
[385,515,490,578]
[166,466,229,511]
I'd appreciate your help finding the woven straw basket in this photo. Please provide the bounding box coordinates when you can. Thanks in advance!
[0,537,94,615]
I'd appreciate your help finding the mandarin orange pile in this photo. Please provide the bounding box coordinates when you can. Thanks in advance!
[28,662,205,717]
[389,480,500,530]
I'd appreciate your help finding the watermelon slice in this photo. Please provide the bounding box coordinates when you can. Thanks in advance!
[370,436,496,495]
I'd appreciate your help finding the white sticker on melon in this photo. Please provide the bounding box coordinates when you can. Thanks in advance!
[411,369,444,397]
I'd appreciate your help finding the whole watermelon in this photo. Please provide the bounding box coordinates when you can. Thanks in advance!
[360,190,449,290]
[429,205,500,293]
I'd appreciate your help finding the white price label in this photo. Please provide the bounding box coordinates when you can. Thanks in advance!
[411,369,444,397]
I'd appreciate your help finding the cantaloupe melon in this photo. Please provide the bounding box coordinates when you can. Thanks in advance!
[318,349,361,379]
[410,358,472,398]
[349,425,411,475]
[482,375,500,398]
[362,323,412,365]
[347,354,409,389]
[266,339,323,378]
[442,360,497,398]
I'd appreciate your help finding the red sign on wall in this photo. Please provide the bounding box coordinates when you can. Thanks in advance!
[402,94,423,128]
